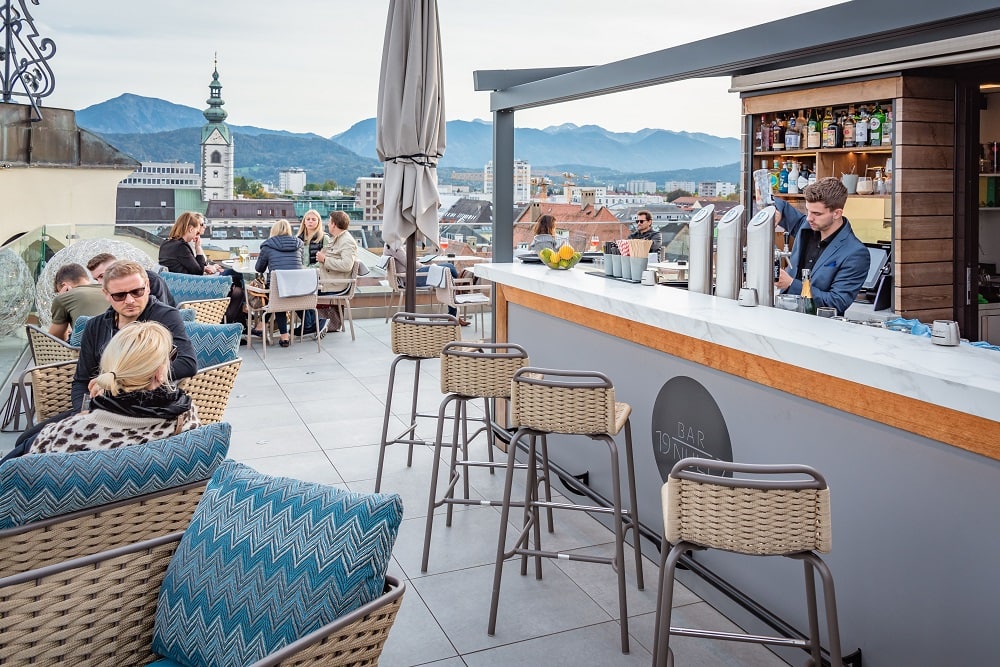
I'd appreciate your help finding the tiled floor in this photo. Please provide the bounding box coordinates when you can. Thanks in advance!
[0,316,789,666]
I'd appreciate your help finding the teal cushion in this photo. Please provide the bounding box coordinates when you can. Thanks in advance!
[0,423,230,530]
[151,461,403,667]
[146,660,185,667]
[183,321,242,369]
[161,272,232,304]
[70,310,195,347]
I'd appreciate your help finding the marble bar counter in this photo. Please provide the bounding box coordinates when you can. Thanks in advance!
[477,261,1000,458]
[478,261,1000,665]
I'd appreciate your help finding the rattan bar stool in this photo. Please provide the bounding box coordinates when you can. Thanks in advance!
[420,342,556,572]
[487,367,644,653]
[375,312,462,493]
[652,457,842,667]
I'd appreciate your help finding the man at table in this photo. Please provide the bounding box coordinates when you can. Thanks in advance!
[384,243,470,326]
[773,177,870,316]
[48,263,109,341]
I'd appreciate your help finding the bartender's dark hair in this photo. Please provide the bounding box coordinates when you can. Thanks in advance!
[533,214,556,236]
[803,177,848,210]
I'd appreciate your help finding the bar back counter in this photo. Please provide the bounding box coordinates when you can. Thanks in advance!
[477,262,1000,666]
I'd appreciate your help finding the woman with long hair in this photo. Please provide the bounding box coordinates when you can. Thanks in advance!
[30,322,200,453]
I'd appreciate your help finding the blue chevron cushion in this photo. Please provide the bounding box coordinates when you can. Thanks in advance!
[161,272,232,304]
[183,321,242,369]
[0,422,230,530]
[151,461,403,667]
[69,309,195,347]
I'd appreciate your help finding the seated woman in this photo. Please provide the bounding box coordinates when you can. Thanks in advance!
[527,214,558,253]
[159,212,244,324]
[29,321,200,454]
[251,219,304,347]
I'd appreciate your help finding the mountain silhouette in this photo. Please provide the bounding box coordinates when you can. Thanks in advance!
[75,94,739,186]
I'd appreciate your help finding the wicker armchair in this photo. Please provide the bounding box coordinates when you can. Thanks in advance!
[0,532,404,666]
[177,358,242,424]
[26,324,79,364]
[17,359,76,428]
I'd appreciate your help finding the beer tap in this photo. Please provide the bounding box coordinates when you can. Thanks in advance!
[774,232,791,281]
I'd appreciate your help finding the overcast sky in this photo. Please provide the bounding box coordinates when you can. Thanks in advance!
[33,1,844,139]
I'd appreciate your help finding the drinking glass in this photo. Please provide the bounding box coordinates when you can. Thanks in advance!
[439,238,449,253]
[817,307,837,318]
[239,245,250,265]
[590,235,600,251]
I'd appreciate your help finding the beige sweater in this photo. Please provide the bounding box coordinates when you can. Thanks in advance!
[317,230,358,292]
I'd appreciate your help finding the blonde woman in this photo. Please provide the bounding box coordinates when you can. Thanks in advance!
[251,219,304,346]
[297,209,328,267]
[30,322,200,453]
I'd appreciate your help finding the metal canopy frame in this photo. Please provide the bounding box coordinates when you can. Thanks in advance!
[475,0,1000,263]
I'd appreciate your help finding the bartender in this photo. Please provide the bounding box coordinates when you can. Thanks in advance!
[773,177,870,315]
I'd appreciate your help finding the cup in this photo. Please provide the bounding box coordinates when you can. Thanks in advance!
[738,287,758,306]
[629,256,648,281]
[817,307,837,318]
[602,253,614,276]
[610,254,622,278]
[620,256,633,281]
[641,270,656,286]
[856,177,874,195]
[775,294,802,312]
[840,173,859,194]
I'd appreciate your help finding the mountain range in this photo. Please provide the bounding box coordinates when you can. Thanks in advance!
[76,94,740,187]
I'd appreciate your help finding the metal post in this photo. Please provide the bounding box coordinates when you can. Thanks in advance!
[492,108,515,262]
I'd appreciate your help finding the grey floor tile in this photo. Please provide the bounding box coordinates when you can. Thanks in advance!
[330,441,439,484]
[226,422,321,461]
[379,586,459,667]
[240,450,345,487]
[347,464,479,524]
[311,414,407,449]
[550,542,662,618]
[412,561,611,655]
[279,375,369,403]
[223,402,302,431]
[295,393,387,423]
[462,621,651,666]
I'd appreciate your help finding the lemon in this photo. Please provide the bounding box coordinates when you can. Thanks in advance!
[558,245,575,261]
[559,258,570,268]
[540,247,553,261]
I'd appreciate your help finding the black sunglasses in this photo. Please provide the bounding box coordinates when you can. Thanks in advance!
[169,345,178,361]
[107,286,147,302]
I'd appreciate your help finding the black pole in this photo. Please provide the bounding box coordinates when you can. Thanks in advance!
[405,233,417,312]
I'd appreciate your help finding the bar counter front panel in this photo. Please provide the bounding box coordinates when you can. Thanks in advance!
[478,262,1000,667]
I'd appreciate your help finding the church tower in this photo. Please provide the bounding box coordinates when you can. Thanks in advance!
[200,60,234,201]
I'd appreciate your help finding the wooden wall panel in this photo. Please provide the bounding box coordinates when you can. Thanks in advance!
[893,168,954,192]
[893,192,955,215]
[898,261,952,285]
[742,77,900,115]
[900,76,955,99]
[896,285,952,310]
[896,238,953,263]
[898,307,954,322]
[894,97,955,122]
[895,145,955,169]
[894,216,954,239]
[894,120,954,146]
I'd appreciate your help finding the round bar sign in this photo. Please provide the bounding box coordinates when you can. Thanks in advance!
[651,376,733,481]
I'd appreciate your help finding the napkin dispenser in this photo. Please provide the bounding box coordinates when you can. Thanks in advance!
[930,320,960,346]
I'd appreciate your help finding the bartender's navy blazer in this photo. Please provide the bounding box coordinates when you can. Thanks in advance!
[785,220,870,315]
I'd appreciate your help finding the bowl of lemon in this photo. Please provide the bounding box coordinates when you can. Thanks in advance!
[540,245,582,270]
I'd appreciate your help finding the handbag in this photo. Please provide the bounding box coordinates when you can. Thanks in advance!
[247,274,269,310]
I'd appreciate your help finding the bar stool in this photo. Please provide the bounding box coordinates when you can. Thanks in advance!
[420,342,556,572]
[487,367,644,653]
[652,457,842,667]
[375,312,462,492]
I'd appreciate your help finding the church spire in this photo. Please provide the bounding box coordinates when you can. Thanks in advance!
[203,55,228,124]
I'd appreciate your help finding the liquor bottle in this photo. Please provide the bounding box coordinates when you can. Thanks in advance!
[771,116,785,151]
[770,159,780,193]
[843,104,857,147]
[787,161,800,194]
[806,109,822,149]
[785,113,800,149]
[821,107,834,136]
[758,114,770,151]
[778,161,789,194]
[855,105,869,147]
[823,114,842,148]
[882,110,893,146]
[796,109,808,144]
[869,102,885,146]
[800,268,817,315]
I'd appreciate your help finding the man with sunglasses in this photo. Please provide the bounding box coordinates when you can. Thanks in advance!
[72,260,197,412]
[628,210,662,254]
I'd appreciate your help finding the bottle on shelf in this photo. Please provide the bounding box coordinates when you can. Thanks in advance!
[785,113,800,149]
[800,268,817,315]
[806,108,822,149]
[778,161,789,194]
[869,102,885,146]
[882,110,893,146]
[843,104,857,148]
[787,161,800,195]
[796,109,808,142]
[771,116,785,151]
[797,163,810,191]
[770,159,781,193]
[821,107,834,137]
[823,113,843,148]
[758,114,770,151]
[855,105,869,147]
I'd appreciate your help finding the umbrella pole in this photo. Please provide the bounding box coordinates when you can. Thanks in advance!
[405,234,417,313]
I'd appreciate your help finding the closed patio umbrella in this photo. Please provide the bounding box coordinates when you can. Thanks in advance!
[376,0,446,313]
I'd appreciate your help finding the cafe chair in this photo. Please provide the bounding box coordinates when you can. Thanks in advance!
[376,312,461,492]
[245,268,322,359]
[17,359,76,428]
[488,367,644,653]
[2,326,79,432]
[177,358,242,425]
[435,269,492,333]
[383,259,435,322]
[652,458,842,667]
[421,341,554,572]
[160,272,232,324]
[0,460,405,667]
[317,259,363,341]
[0,422,230,578]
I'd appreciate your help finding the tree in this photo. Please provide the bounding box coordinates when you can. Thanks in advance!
[665,189,692,201]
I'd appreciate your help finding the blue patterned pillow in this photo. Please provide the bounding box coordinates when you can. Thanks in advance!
[69,310,195,347]
[184,321,242,369]
[0,422,230,530]
[152,461,403,667]
[161,272,232,304]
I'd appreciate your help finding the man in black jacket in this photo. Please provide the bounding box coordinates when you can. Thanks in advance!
[72,260,197,411]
